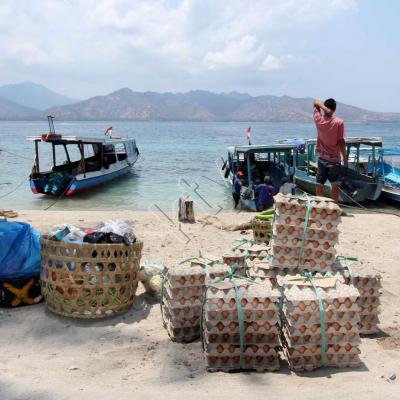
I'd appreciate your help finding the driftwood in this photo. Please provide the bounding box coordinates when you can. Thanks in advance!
[197,215,253,231]
[178,198,195,223]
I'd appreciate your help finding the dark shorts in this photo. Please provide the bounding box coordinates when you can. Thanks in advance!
[316,159,341,185]
[232,192,240,208]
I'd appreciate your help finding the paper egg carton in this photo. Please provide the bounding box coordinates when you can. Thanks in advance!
[205,354,280,372]
[274,194,341,219]
[282,325,360,346]
[206,308,279,322]
[163,318,200,343]
[272,236,336,252]
[206,332,279,345]
[283,307,360,325]
[286,342,360,358]
[273,224,339,242]
[233,242,271,261]
[271,243,336,261]
[271,256,334,272]
[282,350,361,372]
[205,343,278,358]
[163,304,202,319]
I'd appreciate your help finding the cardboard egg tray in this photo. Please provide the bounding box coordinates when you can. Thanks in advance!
[271,243,335,261]
[233,242,270,262]
[282,349,361,372]
[202,279,281,372]
[273,225,339,242]
[278,275,362,371]
[205,354,280,372]
[270,256,333,272]
[274,194,342,220]
[206,332,279,345]
[333,261,382,335]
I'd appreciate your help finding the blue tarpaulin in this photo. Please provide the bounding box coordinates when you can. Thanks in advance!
[0,220,41,279]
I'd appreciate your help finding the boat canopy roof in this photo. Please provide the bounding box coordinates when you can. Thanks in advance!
[228,143,297,155]
[306,137,383,146]
[27,135,136,145]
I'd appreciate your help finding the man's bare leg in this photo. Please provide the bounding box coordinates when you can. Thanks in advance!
[316,183,324,197]
[331,183,339,204]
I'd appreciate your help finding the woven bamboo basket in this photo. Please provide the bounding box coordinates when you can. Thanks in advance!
[40,237,143,319]
[251,218,272,243]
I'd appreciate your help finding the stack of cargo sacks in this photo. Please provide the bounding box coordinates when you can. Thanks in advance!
[279,274,362,371]
[334,258,382,335]
[202,278,281,372]
[232,241,270,261]
[272,194,341,274]
[162,257,230,342]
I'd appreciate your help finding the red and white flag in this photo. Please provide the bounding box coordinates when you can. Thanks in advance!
[105,126,113,136]
[246,126,251,145]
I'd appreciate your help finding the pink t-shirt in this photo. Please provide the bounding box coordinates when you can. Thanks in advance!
[313,107,344,164]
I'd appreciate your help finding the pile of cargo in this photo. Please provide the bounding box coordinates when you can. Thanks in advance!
[279,274,362,371]
[161,255,230,342]
[334,258,382,335]
[270,194,341,274]
[202,278,281,372]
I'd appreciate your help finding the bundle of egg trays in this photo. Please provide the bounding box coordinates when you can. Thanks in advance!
[162,255,230,342]
[333,259,382,335]
[202,279,281,372]
[271,194,341,273]
[278,274,362,371]
[231,241,270,262]
[247,257,297,288]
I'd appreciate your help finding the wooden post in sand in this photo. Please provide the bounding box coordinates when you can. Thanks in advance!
[178,198,195,223]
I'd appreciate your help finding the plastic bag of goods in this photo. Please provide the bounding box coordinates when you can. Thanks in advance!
[139,261,165,301]
[96,219,136,245]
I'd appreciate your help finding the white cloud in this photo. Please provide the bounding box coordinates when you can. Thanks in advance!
[0,0,358,97]
[260,54,282,71]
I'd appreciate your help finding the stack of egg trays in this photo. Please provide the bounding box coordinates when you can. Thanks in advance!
[233,241,270,261]
[247,257,297,288]
[202,278,281,372]
[333,260,382,335]
[278,274,362,371]
[162,258,230,342]
[271,194,341,273]
[222,252,247,276]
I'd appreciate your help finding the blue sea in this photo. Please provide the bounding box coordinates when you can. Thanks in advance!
[0,121,399,211]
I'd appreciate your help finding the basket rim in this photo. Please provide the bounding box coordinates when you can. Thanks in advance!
[41,236,143,250]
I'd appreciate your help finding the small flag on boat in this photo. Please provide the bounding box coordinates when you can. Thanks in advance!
[105,126,113,136]
[246,126,251,145]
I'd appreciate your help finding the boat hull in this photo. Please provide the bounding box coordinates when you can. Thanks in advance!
[294,169,384,204]
[30,163,134,196]
[381,186,400,202]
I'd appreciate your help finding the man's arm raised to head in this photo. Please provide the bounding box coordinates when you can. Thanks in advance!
[337,122,348,167]
[314,99,333,116]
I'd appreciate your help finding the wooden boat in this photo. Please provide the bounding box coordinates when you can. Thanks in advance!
[293,137,384,204]
[376,148,400,202]
[27,118,139,196]
[223,144,296,211]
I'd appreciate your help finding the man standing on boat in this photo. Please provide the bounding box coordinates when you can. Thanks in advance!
[232,171,243,209]
[313,98,348,204]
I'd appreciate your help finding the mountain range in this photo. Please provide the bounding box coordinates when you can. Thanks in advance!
[1,83,400,123]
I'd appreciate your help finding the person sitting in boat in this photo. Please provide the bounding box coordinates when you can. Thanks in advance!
[232,171,244,209]
[313,98,348,203]
[255,176,275,211]
[279,177,296,195]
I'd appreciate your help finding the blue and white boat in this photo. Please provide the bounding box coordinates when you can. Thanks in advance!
[28,119,139,196]
[377,148,400,202]
[223,144,296,211]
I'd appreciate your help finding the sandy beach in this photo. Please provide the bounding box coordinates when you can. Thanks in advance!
[1,209,399,400]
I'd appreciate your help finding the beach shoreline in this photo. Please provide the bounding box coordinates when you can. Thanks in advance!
[1,210,399,399]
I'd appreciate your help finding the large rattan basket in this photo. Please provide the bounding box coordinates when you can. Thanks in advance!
[251,218,272,243]
[40,237,143,319]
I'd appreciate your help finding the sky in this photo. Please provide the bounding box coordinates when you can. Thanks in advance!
[0,0,399,111]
